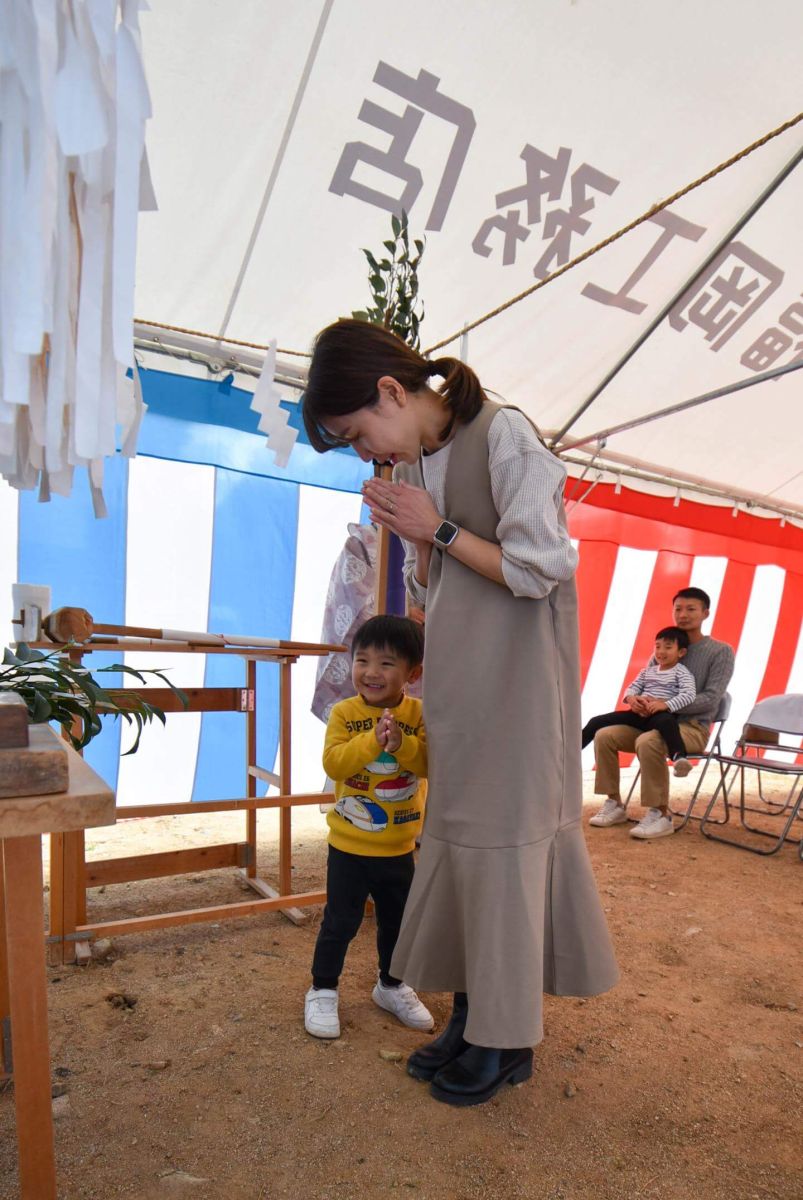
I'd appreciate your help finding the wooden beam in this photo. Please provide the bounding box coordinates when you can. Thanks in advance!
[247,765,281,788]
[85,843,246,887]
[78,889,327,938]
[110,687,250,714]
[117,792,333,819]
[239,872,311,927]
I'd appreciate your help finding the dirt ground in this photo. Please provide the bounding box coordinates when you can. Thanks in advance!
[1,773,801,1200]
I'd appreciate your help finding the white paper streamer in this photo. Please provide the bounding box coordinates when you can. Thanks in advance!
[0,1,154,508]
[250,339,299,469]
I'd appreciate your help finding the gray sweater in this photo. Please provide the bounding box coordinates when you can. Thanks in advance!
[677,637,735,727]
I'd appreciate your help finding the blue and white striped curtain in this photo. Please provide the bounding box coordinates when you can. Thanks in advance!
[0,366,369,803]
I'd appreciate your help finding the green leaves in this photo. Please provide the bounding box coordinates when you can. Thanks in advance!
[351,209,426,349]
[0,642,188,754]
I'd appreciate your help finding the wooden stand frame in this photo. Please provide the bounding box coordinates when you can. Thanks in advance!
[40,637,342,964]
[0,730,115,1199]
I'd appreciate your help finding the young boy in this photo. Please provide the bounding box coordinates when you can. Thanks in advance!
[582,626,697,777]
[304,614,433,1040]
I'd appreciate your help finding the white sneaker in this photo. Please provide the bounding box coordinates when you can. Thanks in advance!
[630,809,674,839]
[304,987,340,1038]
[589,798,628,827]
[372,980,434,1031]
[672,756,692,778]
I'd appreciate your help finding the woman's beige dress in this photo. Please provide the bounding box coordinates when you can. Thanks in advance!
[391,401,618,1048]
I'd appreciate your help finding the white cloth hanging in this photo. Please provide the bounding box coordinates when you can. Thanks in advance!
[0,0,153,506]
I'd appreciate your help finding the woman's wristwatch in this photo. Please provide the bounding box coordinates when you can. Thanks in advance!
[432,519,459,548]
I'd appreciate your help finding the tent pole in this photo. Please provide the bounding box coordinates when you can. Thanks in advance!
[216,0,336,340]
[549,143,803,448]
[559,359,803,452]
[561,447,803,521]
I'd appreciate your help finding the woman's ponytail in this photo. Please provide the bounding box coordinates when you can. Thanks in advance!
[427,356,485,440]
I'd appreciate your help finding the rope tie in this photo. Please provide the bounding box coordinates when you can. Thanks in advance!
[424,111,803,353]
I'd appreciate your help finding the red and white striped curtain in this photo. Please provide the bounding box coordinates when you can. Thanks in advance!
[570,484,803,759]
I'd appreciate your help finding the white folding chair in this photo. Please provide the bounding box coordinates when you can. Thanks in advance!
[623,693,732,830]
[699,694,803,856]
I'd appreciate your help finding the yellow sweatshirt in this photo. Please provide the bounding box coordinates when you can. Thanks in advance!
[323,693,427,856]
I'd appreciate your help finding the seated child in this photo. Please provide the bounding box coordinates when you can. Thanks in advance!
[304,614,433,1040]
[582,626,697,777]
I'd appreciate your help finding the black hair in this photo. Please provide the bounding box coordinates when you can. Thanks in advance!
[302,318,485,452]
[655,626,690,651]
[673,586,711,610]
[351,614,424,667]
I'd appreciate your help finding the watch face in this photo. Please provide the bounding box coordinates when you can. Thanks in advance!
[434,520,458,546]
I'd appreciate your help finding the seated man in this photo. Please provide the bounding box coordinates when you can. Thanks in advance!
[588,587,735,840]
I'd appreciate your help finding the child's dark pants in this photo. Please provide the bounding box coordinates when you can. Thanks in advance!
[311,845,415,990]
[582,709,689,759]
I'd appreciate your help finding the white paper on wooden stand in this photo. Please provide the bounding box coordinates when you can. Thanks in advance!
[0,1,153,508]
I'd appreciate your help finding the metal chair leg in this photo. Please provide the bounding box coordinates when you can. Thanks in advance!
[701,766,803,856]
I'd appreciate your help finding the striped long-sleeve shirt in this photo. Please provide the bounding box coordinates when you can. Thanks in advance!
[625,661,696,712]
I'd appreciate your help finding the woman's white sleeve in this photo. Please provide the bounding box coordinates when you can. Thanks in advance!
[489,411,578,599]
[401,536,428,607]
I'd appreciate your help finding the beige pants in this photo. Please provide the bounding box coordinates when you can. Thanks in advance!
[593,720,710,809]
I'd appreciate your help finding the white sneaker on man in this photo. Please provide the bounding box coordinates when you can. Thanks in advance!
[372,980,434,1031]
[630,808,674,839]
[589,798,629,827]
[304,987,340,1038]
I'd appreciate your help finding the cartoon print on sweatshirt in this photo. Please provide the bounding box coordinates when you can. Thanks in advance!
[365,749,399,775]
[324,694,427,854]
[334,794,388,833]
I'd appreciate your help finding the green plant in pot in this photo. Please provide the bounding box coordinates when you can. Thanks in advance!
[1,642,187,753]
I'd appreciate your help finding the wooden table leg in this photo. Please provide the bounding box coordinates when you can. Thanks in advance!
[2,835,57,1199]
[58,830,81,966]
[278,658,293,898]
[245,659,257,880]
[47,831,65,966]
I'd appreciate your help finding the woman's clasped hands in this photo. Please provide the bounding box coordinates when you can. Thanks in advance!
[362,477,440,545]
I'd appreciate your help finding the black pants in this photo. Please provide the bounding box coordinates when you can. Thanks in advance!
[311,845,415,990]
[582,709,689,759]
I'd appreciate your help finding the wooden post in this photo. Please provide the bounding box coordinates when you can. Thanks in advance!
[47,831,65,966]
[49,646,87,965]
[75,830,87,925]
[0,857,11,1076]
[374,464,393,615]
[2,836,57,1199]
[278,658,293,897]
[245,658,258,879]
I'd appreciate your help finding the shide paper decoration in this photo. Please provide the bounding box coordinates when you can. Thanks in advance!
[0,0,154,515]
[250,339,298,468]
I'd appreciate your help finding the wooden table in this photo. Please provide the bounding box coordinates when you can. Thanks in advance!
[0,727,115,1199]
[33,638,340,963]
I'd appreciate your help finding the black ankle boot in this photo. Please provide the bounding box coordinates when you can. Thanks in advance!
[406,993,468,1082]
[429,1044,533,1107]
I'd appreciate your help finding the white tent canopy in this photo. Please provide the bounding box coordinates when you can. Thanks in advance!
[134,0,803,521]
